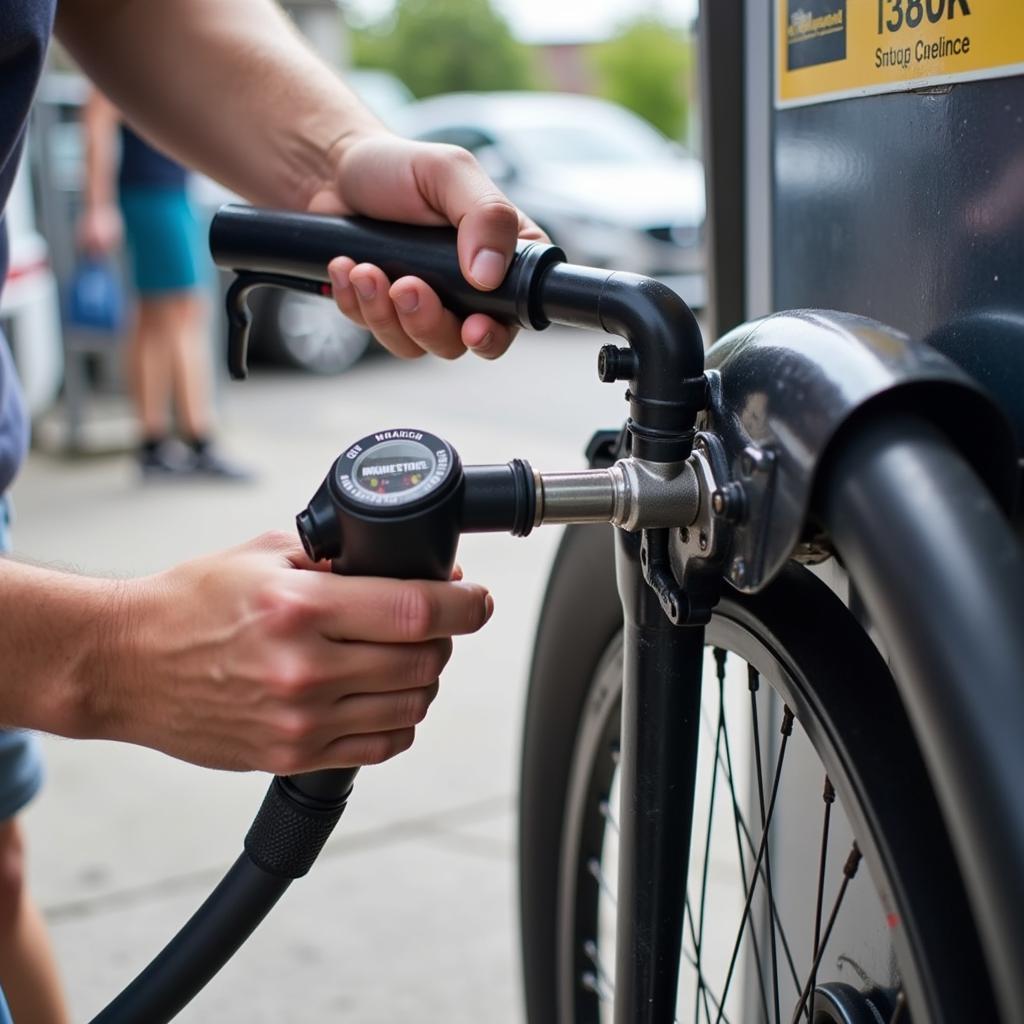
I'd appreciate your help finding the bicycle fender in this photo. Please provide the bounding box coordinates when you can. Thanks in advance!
[701,309,1017,592]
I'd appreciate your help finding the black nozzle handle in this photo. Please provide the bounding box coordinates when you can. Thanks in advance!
[210,205,565,378]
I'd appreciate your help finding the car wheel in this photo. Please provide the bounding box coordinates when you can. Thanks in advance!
[254,290,371,375]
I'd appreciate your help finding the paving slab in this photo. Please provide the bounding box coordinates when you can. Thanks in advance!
[13,327,618,1020]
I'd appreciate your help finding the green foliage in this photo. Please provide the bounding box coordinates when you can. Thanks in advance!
[589,18,693,141]
[350,0,536,98]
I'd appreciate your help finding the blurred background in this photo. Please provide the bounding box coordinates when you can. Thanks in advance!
[6,0,703,1018]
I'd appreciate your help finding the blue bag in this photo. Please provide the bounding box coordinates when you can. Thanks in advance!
[67,258,125,333]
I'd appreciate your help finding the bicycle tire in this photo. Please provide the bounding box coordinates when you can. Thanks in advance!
[519,524,995,1023]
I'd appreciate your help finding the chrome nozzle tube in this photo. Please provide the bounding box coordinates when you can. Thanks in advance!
[535,459,700,531]
[535,470,617,524]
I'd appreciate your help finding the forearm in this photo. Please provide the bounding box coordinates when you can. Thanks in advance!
[57,0,386,209]
[0,560,127,737]
[81,91,119,210]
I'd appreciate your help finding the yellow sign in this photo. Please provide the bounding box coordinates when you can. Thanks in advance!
[776,0,1024,108]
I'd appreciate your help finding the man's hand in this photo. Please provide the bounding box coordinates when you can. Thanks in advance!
[309,133,547,362]
[75,533,491,773]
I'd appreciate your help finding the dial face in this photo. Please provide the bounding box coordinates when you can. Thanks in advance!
[353,440,436,498]
[337,431,453,509]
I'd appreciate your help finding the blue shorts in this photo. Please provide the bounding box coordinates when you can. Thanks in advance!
[0,496,45,822]
[119,186,203,295]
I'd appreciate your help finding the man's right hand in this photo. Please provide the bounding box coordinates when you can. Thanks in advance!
[81,532,492,773]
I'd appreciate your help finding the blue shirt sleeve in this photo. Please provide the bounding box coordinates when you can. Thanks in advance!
[0,985,15,1024]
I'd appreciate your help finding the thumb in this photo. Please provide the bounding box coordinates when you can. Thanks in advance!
[410,148,522,291]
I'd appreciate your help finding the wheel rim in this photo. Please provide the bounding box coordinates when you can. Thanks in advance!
[555,578,974,1024]
[277,292,369,374]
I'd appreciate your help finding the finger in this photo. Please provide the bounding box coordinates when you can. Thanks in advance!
[410,148,521,291]
[317,726,417,768]
[299,638,453,698]
[308,576,493,642]
[389,277,466,360]
[348,263,424,359]
[462,314,516,360]
[457,203,549,291]
[287,549,334,572]
[321,682,440,739]
[328,257,366,327]
[240,530,307,561]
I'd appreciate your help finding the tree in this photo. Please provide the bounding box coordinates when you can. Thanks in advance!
[351,0,536,99]
[589,18,694,141]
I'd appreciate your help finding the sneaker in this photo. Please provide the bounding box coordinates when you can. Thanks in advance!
[186,446,254,481]
[139,441,189,478]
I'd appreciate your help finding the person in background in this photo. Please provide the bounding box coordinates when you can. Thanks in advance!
[78,90,249,479]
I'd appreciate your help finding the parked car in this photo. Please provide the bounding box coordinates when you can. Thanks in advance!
[394,91,706,310]
[0,149,63,417]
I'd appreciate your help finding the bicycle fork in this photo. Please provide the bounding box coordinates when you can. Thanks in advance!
[615,527,705,1023]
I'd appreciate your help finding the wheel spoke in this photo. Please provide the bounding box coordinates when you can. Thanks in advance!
[683,898,731,1024]
[888,990,907,1024]
[808,777,835,1019]
[587,857,617,906]
[790,844,862,1024]
[714,708,803,1000]
[713,689,794,1024]
[599,798,620,835]
[693,651,727,1024]
[583,938,614,995]
[749,666,784,1024]
[720,706,772,1024]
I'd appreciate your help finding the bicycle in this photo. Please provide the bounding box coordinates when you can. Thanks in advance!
[85,204,1024,1024]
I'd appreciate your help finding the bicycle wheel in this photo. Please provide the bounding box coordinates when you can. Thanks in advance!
[520,525,995,1024]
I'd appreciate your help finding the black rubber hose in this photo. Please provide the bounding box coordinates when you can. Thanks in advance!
[817,413,1024,1022]
[88,853,291,1024]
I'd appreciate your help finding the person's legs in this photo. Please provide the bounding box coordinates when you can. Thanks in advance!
[126,301,174,435]
[121,187,248,479]
[0,818,68,1024]
[166,290,212,443]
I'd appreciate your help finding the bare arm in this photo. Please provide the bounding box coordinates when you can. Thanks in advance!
[81,89,119,210]
[0,535,491,771]
[58,0,383,211]
[56,0,545,359]
[77,89,123,254]
[0,559,122,736]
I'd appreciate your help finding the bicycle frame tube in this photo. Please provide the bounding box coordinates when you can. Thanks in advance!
[614,528,705,1023]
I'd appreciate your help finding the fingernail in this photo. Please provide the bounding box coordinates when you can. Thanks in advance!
[331,264,350,290]
[470,249,507,289]
[394,289,418,314]
[467,330,494,351]
[353,276,376,301]
[484,593,495,621]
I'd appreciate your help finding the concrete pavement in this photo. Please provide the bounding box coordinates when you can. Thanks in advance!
[12,326,626,1021]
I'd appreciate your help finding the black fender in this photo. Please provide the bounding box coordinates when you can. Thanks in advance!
[702,310,1018,592]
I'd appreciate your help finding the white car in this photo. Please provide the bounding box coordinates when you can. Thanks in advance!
[394,92,706,310]
[0,150,63,417]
